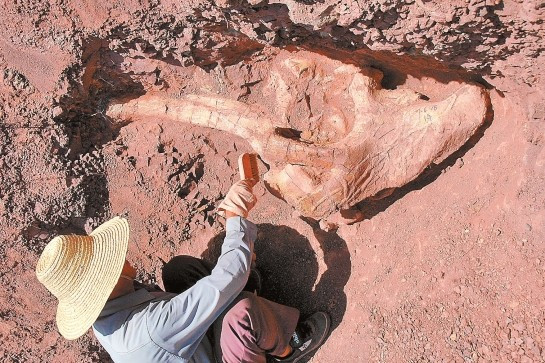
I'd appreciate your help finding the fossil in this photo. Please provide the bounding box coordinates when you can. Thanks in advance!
[107,50,490,225]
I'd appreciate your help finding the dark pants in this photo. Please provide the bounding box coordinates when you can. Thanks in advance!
[162,256,300,363]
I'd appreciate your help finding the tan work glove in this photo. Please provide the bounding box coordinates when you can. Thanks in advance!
[217,179,257,218]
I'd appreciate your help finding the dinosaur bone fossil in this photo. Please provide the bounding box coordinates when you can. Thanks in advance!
[107,50,489,223]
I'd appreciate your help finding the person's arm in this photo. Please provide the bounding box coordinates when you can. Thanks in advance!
[146,216,257,356]
[225,210,239,218]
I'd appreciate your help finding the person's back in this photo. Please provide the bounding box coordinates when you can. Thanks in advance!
[93,290,214,362]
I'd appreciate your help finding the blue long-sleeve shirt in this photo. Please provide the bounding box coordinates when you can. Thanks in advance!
[92,217,257,362]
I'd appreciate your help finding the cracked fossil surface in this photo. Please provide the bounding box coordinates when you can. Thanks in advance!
[107,50,490,222]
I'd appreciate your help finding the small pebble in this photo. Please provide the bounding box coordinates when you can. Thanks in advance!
[457,158,464,168]
[52,106,63,117]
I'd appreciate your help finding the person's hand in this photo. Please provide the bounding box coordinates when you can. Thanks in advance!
[218,179,257,218]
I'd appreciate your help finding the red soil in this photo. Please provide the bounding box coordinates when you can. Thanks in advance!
[1,1,544,362]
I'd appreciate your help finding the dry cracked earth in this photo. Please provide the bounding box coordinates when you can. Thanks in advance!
[0,1,544,362]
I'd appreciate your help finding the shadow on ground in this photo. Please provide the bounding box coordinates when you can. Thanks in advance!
[202,220,351,361]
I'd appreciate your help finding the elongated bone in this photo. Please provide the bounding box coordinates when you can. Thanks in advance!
[107,94,337,169]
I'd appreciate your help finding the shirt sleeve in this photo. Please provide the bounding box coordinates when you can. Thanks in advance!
[146,216,257,357]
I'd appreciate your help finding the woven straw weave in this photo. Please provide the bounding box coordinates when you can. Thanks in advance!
[36,217,129,339]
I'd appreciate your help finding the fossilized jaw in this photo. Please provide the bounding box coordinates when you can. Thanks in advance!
[106,93,339,169]
[106,50,490,222]
[106,94,275,139]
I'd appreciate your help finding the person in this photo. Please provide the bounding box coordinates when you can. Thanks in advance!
[35,179,330,362]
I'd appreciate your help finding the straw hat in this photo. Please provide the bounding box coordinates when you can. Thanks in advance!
[36,216,130,340]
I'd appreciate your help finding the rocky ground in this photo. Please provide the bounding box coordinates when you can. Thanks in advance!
[0,0,544,362]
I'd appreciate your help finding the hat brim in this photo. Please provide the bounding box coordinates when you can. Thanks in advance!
[56,217,130,340]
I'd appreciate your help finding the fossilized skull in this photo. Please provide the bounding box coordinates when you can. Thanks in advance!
[106,50,490,224]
